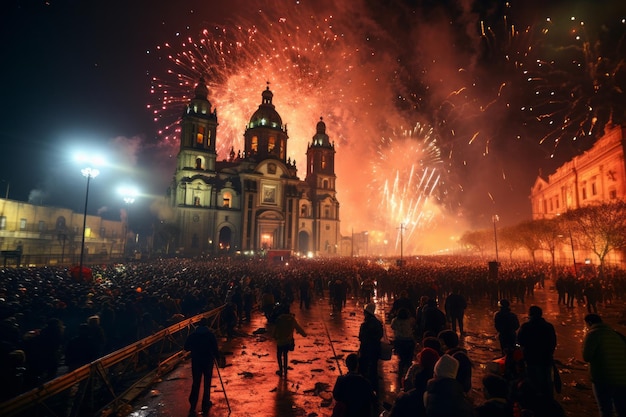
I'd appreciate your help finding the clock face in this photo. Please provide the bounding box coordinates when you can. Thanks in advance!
[193,214,200,222]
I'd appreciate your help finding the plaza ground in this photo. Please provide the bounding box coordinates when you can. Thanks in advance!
[129,278,621,417]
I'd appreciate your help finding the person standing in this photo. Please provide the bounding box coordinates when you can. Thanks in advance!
[184,318,219,416]
[494,299,519,355]
[517,305,557,400]
[445,289,467,335]
[332,353,376,417]
[359,303,384,392]
[582,313,626,417]
[391,307,416,376]
[272,303,307,377]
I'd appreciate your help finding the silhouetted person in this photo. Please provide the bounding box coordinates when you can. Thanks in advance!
[445,290,467,335]
[494,299,519,355]
[359,303,383,392]
[332,353,375,417]
[184,318,219,416]
[517,306,557,399]
[583,313,626,417]
[272,303,307,377]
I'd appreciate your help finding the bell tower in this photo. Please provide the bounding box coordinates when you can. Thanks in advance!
[305,117,340,254]
[177,76,218,173]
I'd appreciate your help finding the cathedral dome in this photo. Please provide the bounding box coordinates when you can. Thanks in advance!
[248,85,283,129]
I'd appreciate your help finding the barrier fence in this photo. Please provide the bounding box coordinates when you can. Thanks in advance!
[1,305,225,417]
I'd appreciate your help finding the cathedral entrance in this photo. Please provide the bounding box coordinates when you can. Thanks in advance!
[298,231,309,254]
[218,227,232,252]
[257,210,284,251]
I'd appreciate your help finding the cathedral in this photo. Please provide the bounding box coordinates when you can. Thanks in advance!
[167,78,341,257]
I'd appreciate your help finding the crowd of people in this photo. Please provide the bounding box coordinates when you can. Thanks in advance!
[0,255,625,416]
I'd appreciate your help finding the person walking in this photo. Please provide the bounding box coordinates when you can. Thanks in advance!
[391,307,416,376]
[359,303,384,392]
[582,313,626,417]
[517,305,557,400]
[271,303,307,377]
[184,317,220,416]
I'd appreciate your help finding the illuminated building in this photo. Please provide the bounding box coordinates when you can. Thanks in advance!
[168,78,341,256]
[530,123,626,219]
[0,198,124,266]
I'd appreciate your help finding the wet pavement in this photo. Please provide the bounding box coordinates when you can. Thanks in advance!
[129,279,625,417]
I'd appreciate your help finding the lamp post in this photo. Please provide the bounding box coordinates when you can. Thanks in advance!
[398,223,405,266]
[78,167,100,281]
[492,214,499,262]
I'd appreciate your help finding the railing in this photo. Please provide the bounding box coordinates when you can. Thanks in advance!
[0,305,225,417]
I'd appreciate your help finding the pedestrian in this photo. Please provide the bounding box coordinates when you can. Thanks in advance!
[391,307,416,376]
[403,346,440,392]
[444,289,467,335]
[474,374,513,417]
[582,313,626,417]
[332,353,376,417]
[517,305,557,399]
[359,302,384,392]
[438,329,473,393]
[271,303,307,377]
[494,299,519,355]
[184,317,219,417]
[420,298,447,338]
[424,354,473,417]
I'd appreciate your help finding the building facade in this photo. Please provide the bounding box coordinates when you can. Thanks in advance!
[0,198,124,266]
[168,78,341,256]
[530,123,626,219]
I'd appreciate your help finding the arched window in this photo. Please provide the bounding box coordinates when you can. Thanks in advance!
[223,192,232,208]
[301,205,307,216]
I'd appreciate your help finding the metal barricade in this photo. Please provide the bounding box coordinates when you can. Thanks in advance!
[0,305,224,417]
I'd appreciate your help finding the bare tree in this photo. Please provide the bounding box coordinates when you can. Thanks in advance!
[499,226,523,261]
[534,218,567,269]
[516,221,543,263]
[460,229,492,257]
[564,201,626,276]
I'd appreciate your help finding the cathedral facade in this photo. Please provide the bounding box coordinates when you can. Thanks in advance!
[167,78,341,257]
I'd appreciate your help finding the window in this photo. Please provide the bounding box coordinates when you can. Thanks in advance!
[555,196,559,209]
[324,205,330,218]
[223,192,231,208]
[195,157,202,169]
[326,225,330,230]
[38,221,46,232]
[582,186,587,200]
[268,137,276,153]
[591,182,597,196]
[610,189,617,199]
[196,126,205,144]
[251,136,258,152]
[194,196,201,206]
[323,179,329,189]
[321,155,326,169]
[280,140,285,159]
[301,205,307,216]
[19,219,26,230]
[0,216,5,230]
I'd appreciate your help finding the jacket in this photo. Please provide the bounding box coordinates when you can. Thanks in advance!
[583,322,626,386]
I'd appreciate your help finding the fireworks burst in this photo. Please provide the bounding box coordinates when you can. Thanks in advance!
[371,123,444,253]
[521,14,626,156]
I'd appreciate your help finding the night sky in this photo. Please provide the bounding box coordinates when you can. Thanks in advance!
[1,0,625,253]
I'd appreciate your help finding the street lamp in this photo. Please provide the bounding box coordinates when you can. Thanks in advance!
[492,214,499,262]
[78,166,100,281]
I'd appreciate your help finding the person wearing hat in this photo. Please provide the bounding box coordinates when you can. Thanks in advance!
[582,313,626,417]
[184,317,220,416]
[359,302,384,392]
[424,354,473,417]
[494,299,520,355]
[517,305,557,400]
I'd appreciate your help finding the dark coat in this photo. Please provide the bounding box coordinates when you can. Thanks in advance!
[184,326,219,365]
[517,317,556,366]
